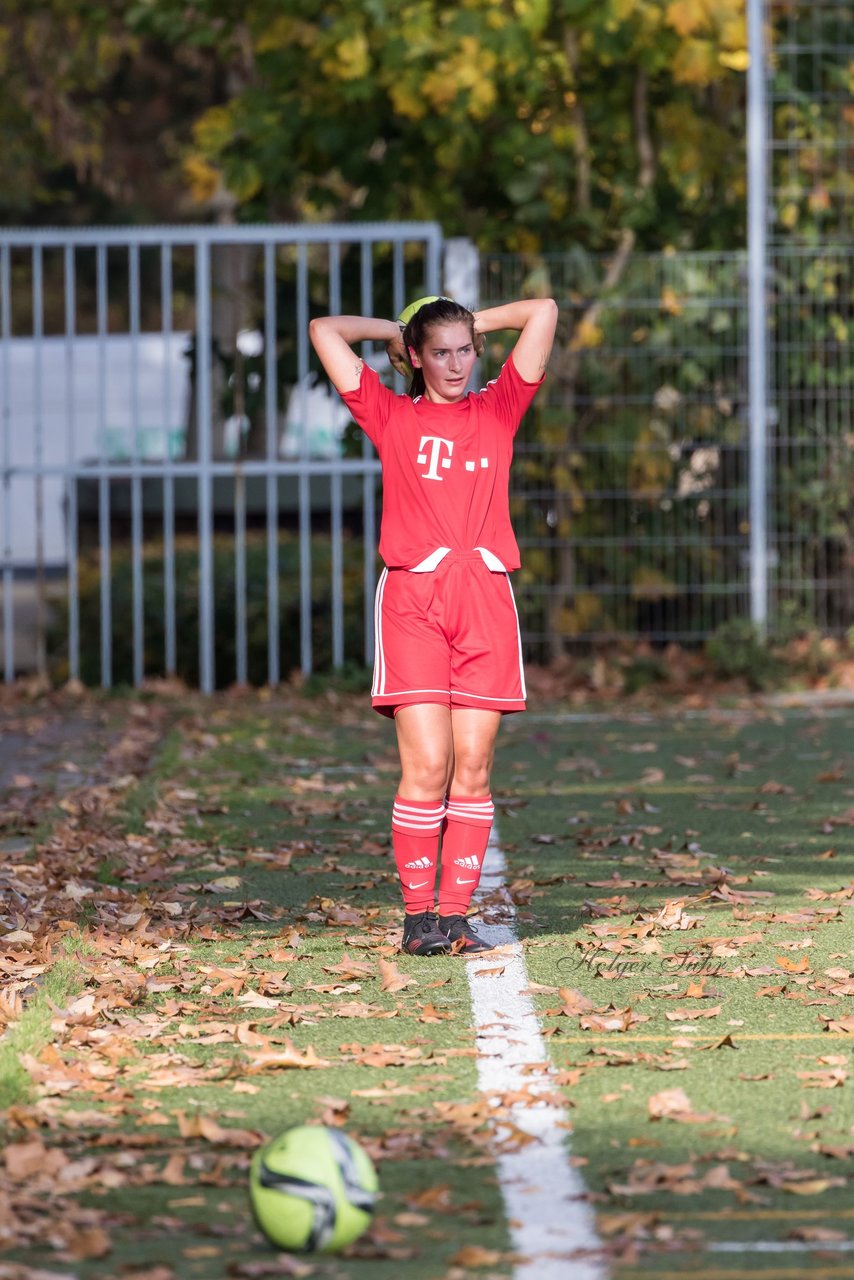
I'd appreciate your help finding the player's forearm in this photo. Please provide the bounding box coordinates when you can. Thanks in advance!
[309,315,400,345]
[473,298,557,335]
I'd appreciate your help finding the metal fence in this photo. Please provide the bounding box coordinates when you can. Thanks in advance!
[482,250,753,656]
[2,2,853,688]
[480,245,854,661]
[0,223,441,690]
[2,230,852,685]
[768,0,854,246]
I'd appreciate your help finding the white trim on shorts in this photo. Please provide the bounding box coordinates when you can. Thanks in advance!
[504,571,527,700]
[372,568,389,696]
[376,688,525,703]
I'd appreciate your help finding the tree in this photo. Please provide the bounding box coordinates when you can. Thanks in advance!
[156,0,750,254]
[0,1,228,224]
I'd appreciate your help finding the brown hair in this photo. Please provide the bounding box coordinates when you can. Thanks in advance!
[402,298,483,399]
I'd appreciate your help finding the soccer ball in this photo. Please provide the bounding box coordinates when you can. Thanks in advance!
[249,1125,378,1253]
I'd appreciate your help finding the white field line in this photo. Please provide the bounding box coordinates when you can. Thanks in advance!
[466,825,606,1280]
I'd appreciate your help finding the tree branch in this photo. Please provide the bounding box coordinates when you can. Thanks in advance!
[563,29,591,214]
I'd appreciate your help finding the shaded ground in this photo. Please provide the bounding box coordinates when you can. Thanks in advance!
[0,702,120,796]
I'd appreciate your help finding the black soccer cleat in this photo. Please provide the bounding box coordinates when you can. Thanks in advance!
[438,913,495,954]
[401,910,453,956]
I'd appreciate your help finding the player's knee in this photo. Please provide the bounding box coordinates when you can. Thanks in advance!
[452,757,491,794]
[401,754,451,796]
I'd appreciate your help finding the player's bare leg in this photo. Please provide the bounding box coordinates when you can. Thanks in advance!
[394,703,454,800]
[448,708,500,795]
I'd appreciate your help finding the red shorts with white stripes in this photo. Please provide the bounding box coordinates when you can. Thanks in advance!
[371,553,526,719]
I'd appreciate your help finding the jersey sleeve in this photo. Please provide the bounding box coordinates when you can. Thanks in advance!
[480,352,544,436]
[338,363,397,451]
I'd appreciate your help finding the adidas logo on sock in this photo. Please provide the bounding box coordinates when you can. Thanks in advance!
[404,856,433,870]
[454,855,480,871]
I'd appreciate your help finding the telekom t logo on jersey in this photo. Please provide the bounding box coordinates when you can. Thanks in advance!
[417,435,454,480]
[417,435,490,481]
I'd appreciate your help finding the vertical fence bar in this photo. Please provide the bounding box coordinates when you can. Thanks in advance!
[161,244,177,676]
[32,247,47,678]
[1,245,12,683]
[195,239,215,693]
[296,242,312,676]
[264,241,280,686]
[234,285,248,689]
[235,466,247,685]
[234,250,248,688]
[425,229,442,297]
[129,244,145,685]
[328,242,344,670]
[392,241,405,317]
[391,241,406,394]
[748,0,770,633]
[64,245,80,682]
[96,244,112,686]
[360,240,376,666]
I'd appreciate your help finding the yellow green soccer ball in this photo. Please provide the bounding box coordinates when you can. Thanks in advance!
[249,1125,378,1253]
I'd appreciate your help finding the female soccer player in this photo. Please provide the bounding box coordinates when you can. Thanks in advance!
[309,294,558,955]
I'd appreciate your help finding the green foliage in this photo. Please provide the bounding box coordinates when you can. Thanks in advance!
[2,1,846,254]
[159,0,751,251]
[1,0,754,250]
[49,534,369,688]
[301,663,373,697]
[620,650,669,694]
[704,618,780,689]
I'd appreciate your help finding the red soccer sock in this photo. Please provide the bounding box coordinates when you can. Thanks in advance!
[391,795,444,914]
[437,794,494,917]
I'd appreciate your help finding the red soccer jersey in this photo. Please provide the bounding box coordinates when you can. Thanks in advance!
[340,354,542,571]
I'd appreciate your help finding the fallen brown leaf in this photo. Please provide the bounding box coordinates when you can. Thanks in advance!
[579,1006,649,1033]
[647,1087,729,1125]
[547,987,595,1016]
[820,1013,854,1034]
[796,1066,847,1088]
[65,1226,111,1260]
[775,954,811,974]
[788,1226,846,1242]
[449,1245,504,1267]
[378,959,415,993]
[244,1040,328,1073]
[665,1005,722,1022]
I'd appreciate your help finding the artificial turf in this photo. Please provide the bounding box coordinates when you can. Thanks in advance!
[497,706,854,1275]
[1,691,852,1278]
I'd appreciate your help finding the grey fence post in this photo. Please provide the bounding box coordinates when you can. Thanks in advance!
[444,238,480,310]
[747,0,770,634]
[195,238,216,693]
